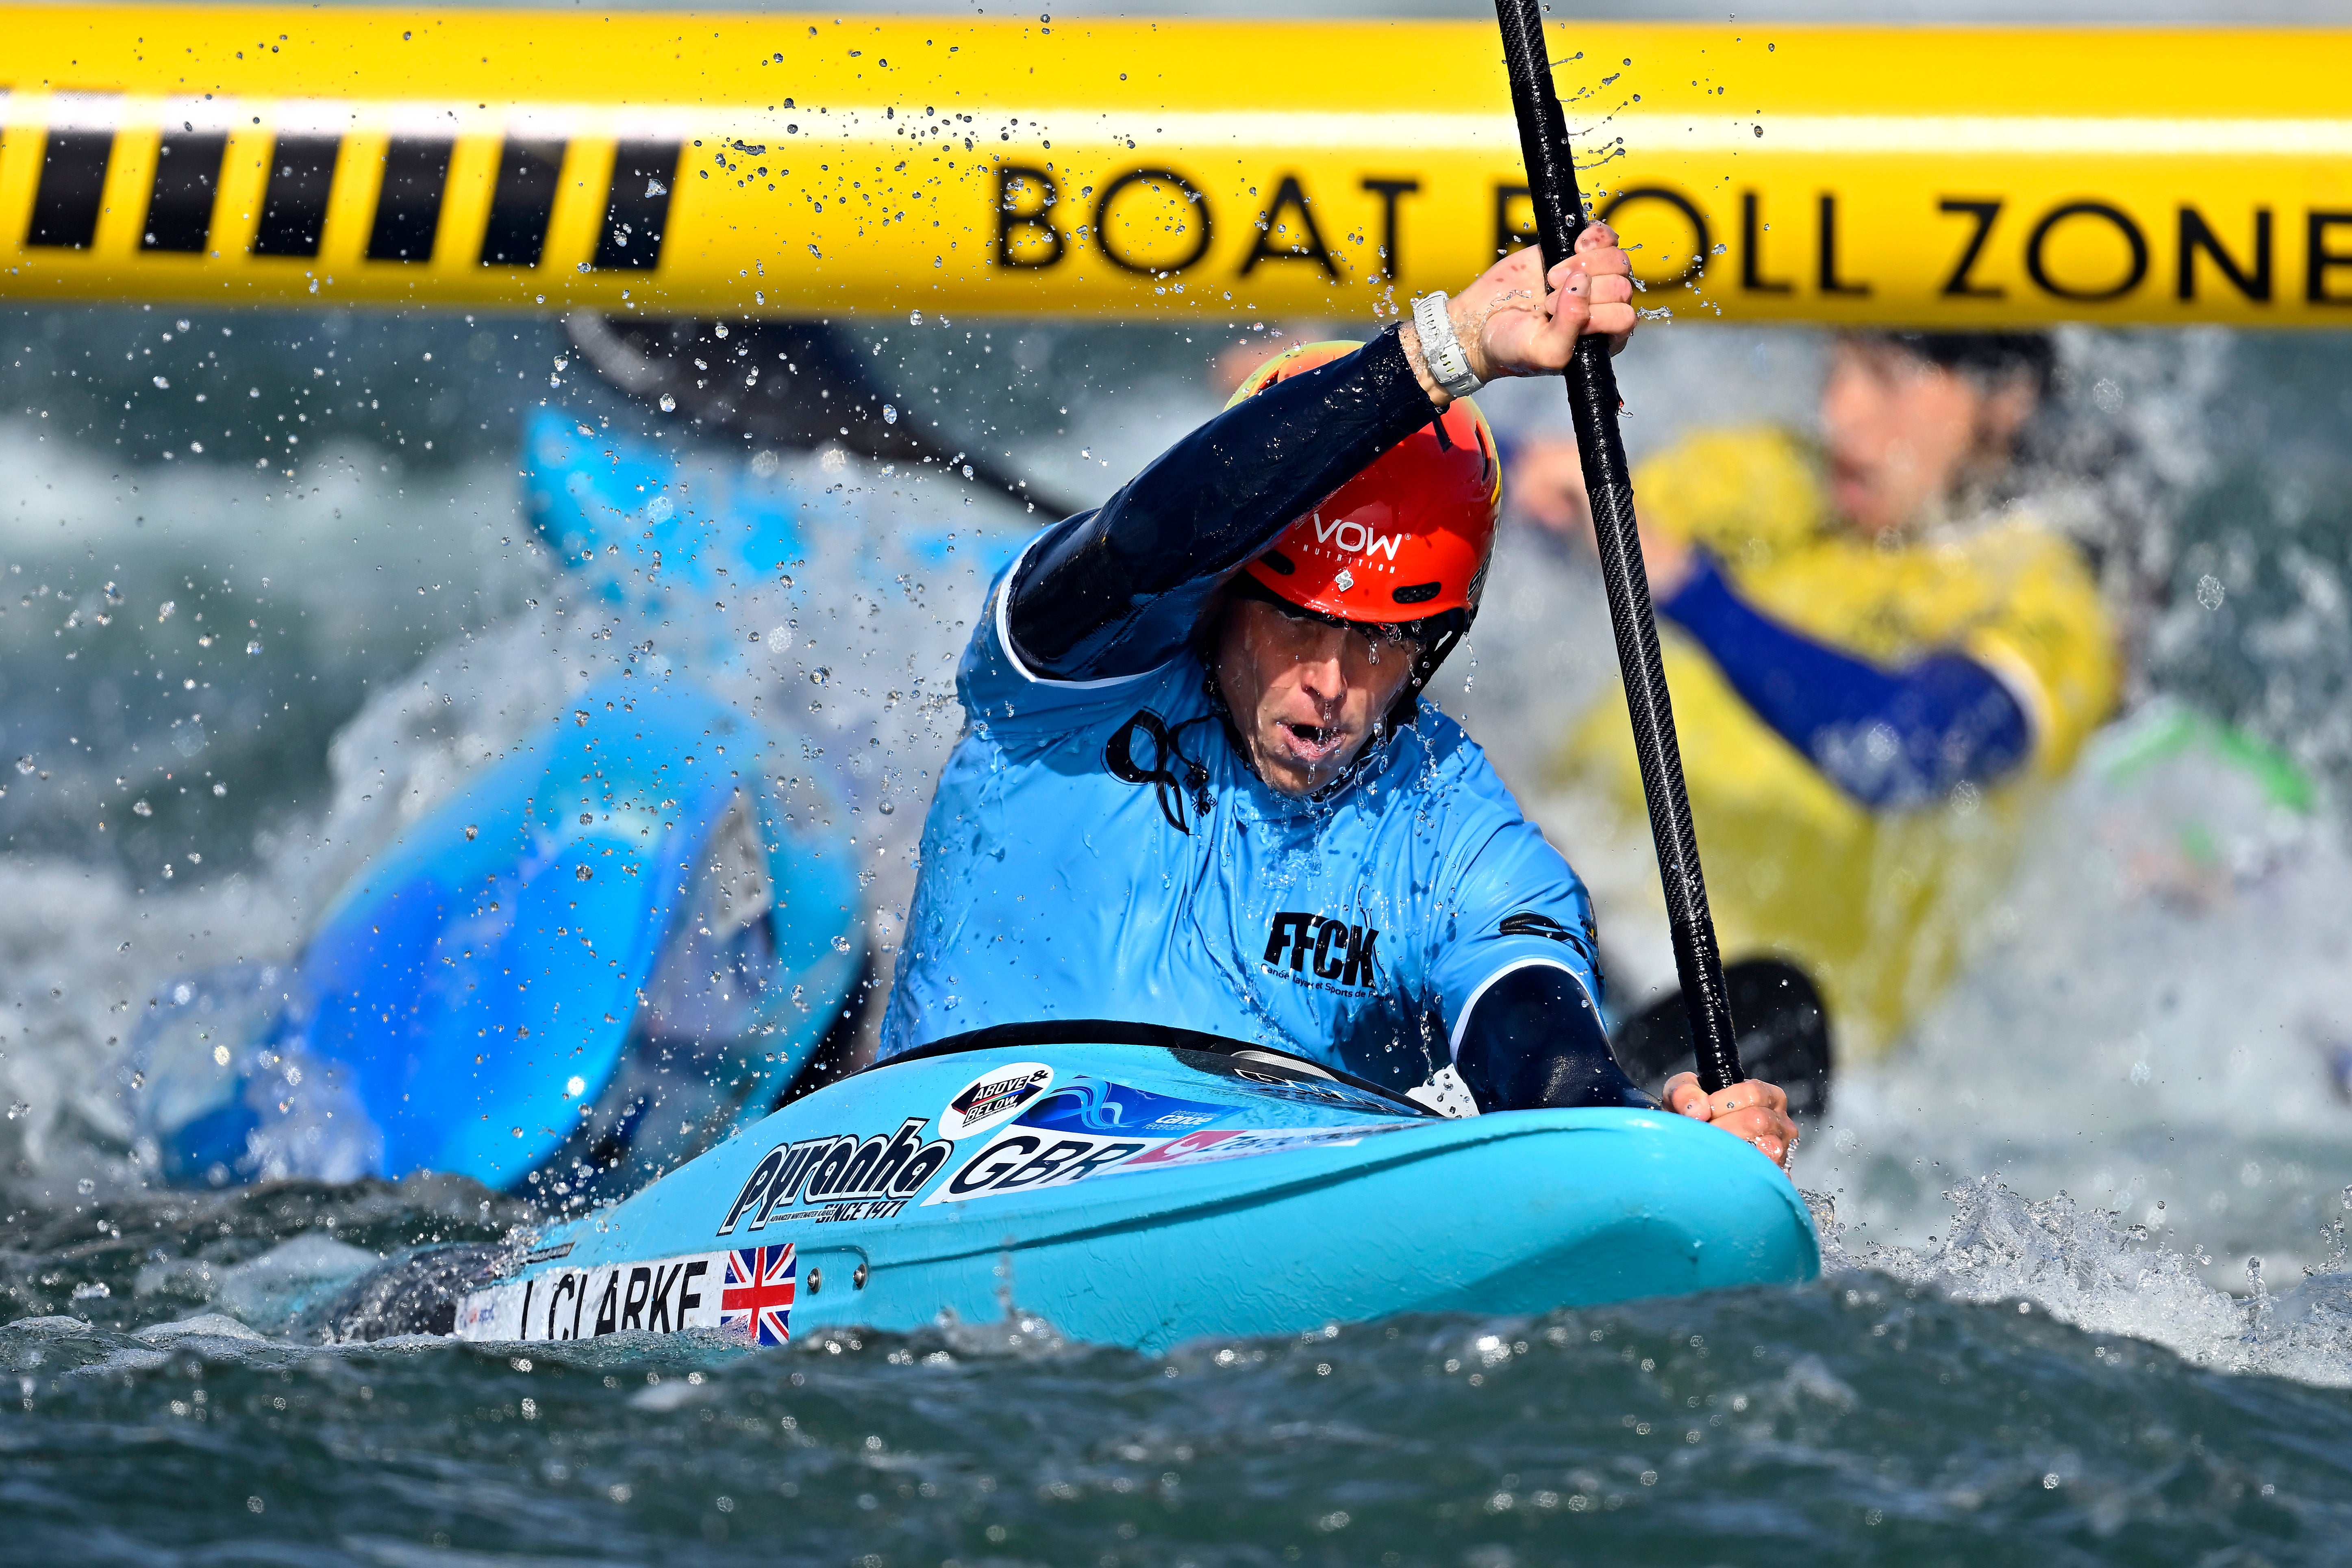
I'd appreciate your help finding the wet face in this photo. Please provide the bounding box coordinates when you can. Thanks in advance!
[1213,596,1419,797]
[1821,338,2036,537]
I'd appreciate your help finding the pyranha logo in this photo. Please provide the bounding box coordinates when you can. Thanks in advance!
[1262,911,1380,989]
[716,1118,953,1234]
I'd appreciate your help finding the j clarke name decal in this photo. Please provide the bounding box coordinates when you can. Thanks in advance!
[717,1119,954,1235]
[455,1243,796,1347]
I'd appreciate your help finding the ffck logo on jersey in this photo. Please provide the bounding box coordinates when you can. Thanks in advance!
[1263,911,1380,989]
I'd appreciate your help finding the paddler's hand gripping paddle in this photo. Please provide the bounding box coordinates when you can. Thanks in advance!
[1491,0,1746,1097]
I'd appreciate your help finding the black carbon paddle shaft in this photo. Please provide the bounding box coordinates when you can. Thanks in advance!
[1492,0,1744,1095]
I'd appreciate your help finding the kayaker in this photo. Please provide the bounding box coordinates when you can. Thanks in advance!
[1511,332,2119,1091]
[878,226,1797,1168]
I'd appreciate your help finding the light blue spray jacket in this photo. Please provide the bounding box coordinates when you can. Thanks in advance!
[879,539,1605,1097]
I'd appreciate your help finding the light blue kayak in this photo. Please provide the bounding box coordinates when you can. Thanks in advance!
[439,1022,1819,1353]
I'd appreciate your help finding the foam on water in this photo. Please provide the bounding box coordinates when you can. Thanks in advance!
[1819,1177,2352,1390]
[1810,715,2352,1281]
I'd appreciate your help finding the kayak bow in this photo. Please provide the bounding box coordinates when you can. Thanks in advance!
[426,1023,1818,1353]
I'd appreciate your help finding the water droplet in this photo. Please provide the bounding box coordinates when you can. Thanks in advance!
[464,824,479,841]
[2196,573,2225,611]
[132,799,153,817]
[878,799,896,815]
[909,309,924,324]
[810,667,832,685]
[576,865,593,881]
[833,935,853,953]
[246,639,262,655]
[659,393,677,412]
[883,404,898,424]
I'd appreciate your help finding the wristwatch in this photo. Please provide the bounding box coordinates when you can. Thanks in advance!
[1410,291,1483,399]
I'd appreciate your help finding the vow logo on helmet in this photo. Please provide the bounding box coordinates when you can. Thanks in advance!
[1263,911,1380,987]
[1312,514,1404,561]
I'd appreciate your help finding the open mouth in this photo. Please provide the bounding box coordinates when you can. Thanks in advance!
[1281,720,1345,759]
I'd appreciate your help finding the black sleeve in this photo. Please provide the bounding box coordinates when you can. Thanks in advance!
[1005,327,1437,681]
[1452,965,1656,1113]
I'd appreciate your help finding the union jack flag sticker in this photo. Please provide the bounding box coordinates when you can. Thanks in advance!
[719,1243,796,1346]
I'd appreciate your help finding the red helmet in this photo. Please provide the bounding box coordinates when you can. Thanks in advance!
[1229,340,1501,629]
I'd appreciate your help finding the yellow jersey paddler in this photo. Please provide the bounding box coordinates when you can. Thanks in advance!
[1511,332,2122,1111]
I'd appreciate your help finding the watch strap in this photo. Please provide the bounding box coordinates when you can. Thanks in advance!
[1410,291,1483,398]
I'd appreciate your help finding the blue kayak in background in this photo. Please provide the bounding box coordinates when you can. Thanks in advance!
[420,1023,1818,1353]
[522,409,806,613]
[131,411,894,1198]
[135,678,865,1198]
[518,407,1024,612]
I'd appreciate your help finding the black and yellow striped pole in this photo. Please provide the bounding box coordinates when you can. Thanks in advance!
[17,95,675,278]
